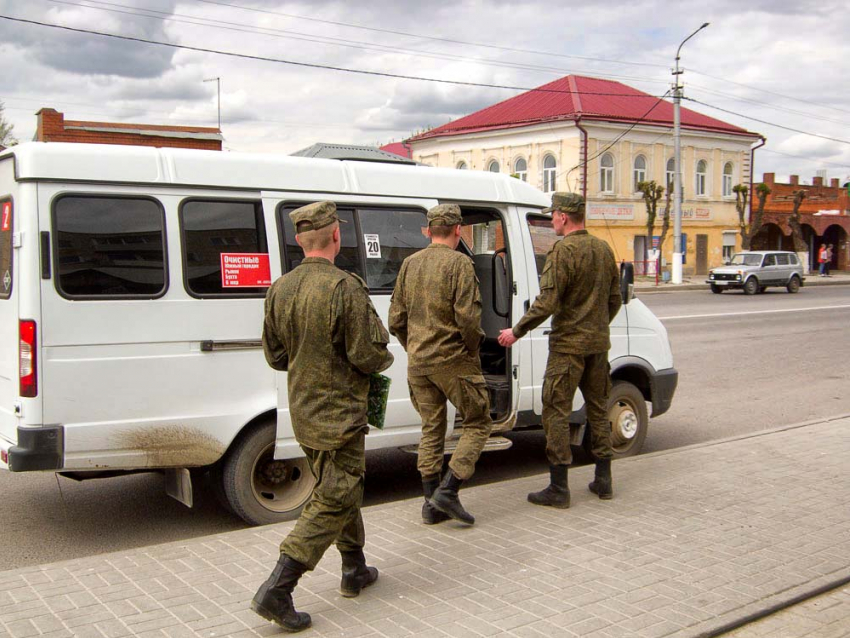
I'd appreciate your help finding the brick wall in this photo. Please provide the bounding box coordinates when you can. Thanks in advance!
[759,172,849,214]
[36,108,222,151]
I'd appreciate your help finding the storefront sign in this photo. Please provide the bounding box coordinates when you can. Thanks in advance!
[220,253,272,288]
[682,206,712,220]
[587,204,634,220]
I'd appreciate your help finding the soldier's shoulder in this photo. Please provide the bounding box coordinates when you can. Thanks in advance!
[340,270,370,294]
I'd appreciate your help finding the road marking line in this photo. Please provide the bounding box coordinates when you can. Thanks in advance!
[658,304,850,321]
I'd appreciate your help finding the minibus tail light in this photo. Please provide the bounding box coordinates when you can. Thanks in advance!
[19,320,37,398]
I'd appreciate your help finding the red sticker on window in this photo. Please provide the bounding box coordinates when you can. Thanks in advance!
[220,253,271,288]
[1,202,10,232]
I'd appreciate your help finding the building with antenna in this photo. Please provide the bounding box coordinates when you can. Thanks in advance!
[406,75,762,276]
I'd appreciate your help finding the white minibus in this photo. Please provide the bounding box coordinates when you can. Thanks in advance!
[0,142,677,525]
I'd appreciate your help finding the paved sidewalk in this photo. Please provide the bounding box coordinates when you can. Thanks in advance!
[634,270,850,292]
[2,416,850,638]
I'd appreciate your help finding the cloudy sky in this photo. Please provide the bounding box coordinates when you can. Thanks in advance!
[0,0,848,183]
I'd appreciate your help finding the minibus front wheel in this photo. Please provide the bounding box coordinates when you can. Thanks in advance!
[221,420,316,526]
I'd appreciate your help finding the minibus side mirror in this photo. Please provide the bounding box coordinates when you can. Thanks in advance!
[620,261,634,305]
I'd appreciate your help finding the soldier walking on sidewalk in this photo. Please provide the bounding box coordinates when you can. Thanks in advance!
[389,204,494,526]
[253,201,394,633]
[498,193,621,508]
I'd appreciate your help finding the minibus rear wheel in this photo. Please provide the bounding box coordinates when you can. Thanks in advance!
[221,420,316,526]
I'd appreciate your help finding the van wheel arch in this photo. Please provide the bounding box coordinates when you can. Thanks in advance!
[217,415,316,526]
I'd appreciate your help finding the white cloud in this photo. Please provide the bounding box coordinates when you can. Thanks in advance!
[0,0,847,180]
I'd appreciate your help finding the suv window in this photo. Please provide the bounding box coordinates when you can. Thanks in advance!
[0,199,12,299]
[181,199,268,297]
[53,196,167,298]
[788,254,799,265]
[763,254,777,267]
[775,254,789,266]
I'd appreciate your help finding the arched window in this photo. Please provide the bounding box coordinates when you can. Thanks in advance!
[488,160,500,173]
[696,159,708,196]
[543,155,557,193]
[514,158,527,181]
[666,158,676,191]
[456,161,467,170]
[633,155,647,192]
[723,162,733,197]
[600,153,614,193]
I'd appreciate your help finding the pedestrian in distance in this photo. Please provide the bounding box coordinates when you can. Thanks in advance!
[826,244,834,276]
[818,243,828,276]
[253,201,394,633]
[498,193,621,509]
[389,203,494,526]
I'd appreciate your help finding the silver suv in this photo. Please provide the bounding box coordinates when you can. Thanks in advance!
[706,251,805,295]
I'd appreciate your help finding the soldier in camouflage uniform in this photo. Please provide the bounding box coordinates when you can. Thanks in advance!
[252,201,394,633]
[389,203,493,526]
[499,193,621,509]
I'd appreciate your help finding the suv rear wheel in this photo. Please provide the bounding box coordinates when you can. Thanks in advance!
[787,276,801,293]
[743,277,759,295]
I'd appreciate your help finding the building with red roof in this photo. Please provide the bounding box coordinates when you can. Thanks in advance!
[407,75,763,276]
[378,141,412,159]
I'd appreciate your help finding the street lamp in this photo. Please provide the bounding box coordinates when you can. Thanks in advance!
[671,22,709,284]
[203,77,221,131]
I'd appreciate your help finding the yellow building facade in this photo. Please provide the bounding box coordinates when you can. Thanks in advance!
[407,76,762,277]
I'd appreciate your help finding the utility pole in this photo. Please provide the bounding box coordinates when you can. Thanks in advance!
[672,23,709,284]
[204,77,221,130]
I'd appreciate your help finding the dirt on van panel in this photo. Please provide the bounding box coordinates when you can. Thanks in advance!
[122,426,226,467]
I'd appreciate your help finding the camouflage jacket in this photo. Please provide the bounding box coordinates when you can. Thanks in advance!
[389,243,484,376]
[262,257,394,450]
[513,230,622,355]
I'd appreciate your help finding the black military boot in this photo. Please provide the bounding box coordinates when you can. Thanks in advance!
[588,459,613,500]
[527,465,570,508]
[339,549,379,598]
[421,475,450,525]
[429,470,475,525]
[250,555,312,633]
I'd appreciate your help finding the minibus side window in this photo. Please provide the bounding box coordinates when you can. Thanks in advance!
[0,199,12,299]
[53,195,167,298]
[278,205,363,279]
[358,208,429,291]
[526,214,558,279]
[180,199,268,297]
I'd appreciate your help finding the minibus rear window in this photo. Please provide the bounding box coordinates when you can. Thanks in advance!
[53,196,167,298]
[0,199,12,300]
[180,199,268,297]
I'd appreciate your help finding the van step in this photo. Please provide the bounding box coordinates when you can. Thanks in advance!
[400,436,513,456]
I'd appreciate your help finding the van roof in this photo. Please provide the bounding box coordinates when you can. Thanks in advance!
[2,142,550,208]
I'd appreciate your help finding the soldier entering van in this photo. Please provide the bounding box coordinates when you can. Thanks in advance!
[253,201,394,633]
[498,193,621,508]
[389,204,494,526]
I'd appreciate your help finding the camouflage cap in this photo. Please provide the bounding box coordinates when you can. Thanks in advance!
[543,192,585,214]
[289,201,346,232]
[427,203,462,227]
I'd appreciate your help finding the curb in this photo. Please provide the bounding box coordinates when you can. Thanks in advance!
[635,277,850,293]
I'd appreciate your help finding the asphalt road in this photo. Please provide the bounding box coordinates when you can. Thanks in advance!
[2,284,849,570]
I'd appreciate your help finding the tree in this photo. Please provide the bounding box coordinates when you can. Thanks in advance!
[0,101,17,148]
[637,180,669,264]
[788,189,808,252]
[735,182,771,250]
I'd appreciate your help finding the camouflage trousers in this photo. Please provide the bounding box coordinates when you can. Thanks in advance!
[409,362,494,481]
[542,351,613,466]
[280,431,366,570]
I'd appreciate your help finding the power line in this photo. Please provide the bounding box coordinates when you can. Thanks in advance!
[685,98,850,146]
[690,69,850,118]
[38,0,671,86]
[192,0,670,71]
[0,15,672,99]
